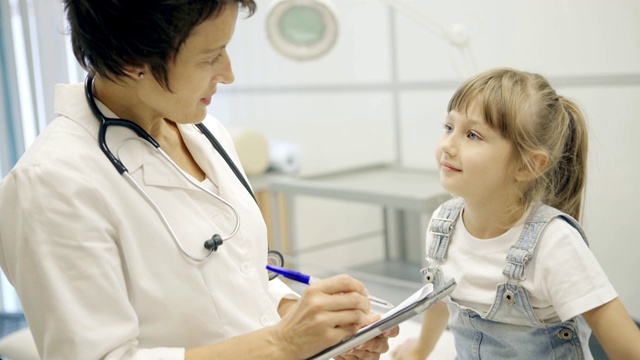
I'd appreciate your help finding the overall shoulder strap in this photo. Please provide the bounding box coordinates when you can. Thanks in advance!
[503,204,588,280]
[427,198,464,261]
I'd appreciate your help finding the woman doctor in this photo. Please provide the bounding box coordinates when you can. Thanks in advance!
[0,0,398,359]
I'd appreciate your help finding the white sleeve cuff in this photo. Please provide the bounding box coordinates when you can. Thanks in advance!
[268,278,300,309]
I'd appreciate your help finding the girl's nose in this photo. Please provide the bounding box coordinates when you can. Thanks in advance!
[439,134,457,156]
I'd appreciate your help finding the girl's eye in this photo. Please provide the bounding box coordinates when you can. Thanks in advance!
[443,123,453,133]
[468,132,481,140]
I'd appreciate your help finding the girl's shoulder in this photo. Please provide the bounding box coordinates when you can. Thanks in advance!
[529,217,615,321]
[527,203,588,245]
[539,218,587,246]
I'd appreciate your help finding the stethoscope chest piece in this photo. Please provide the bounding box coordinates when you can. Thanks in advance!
[267,250,285,280]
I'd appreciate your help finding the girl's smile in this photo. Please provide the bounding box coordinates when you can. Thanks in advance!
[440,161,461,173]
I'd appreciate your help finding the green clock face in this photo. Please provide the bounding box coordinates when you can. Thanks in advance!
[279,6,326,47]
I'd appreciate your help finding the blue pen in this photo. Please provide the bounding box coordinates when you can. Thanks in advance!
[266,264,395,309]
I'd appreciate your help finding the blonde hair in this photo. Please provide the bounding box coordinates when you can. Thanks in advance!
[448,68,588,220]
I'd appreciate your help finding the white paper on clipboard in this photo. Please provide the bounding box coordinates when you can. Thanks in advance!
[307,279,457,360]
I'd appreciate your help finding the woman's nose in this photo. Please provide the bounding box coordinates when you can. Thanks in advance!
[215,52,235,85]
[218,61,235,85]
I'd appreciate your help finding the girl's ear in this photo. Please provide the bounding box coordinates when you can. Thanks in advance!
[515,151,549,182]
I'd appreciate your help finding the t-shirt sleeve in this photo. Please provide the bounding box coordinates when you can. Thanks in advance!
[532,219,617,321]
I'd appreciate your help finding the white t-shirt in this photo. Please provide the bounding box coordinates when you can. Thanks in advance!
[427,205,617,323]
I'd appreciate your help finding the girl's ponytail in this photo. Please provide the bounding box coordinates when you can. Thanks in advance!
[545,97,588,220]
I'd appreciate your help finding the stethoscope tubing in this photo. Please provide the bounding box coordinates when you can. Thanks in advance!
[84,74,240,262]
[121,141,241,261]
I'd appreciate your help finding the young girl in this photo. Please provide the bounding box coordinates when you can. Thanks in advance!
[392,68,640,359]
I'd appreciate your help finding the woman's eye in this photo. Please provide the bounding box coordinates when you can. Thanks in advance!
[207,54,222,65]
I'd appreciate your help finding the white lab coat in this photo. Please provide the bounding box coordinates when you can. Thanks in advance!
[0,83,297,359]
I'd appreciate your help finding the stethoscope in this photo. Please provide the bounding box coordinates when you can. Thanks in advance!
[84,74,284,278]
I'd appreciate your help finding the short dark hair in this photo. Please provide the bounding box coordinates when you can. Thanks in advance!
[64,0,256,90]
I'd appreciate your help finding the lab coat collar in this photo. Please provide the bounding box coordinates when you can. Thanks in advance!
[54,82,140,140]
[119,123,219,191]
[54,82,101,140]
[53,83,220,191]
[118,120,225,190]
[138,127,216,190]
[179,123,221,189]
[55,82,148,173]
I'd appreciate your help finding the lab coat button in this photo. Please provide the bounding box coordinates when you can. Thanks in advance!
[241,263,251,275]
[260,315,271,326]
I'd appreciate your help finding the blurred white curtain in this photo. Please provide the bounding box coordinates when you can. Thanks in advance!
[0,0,83,314]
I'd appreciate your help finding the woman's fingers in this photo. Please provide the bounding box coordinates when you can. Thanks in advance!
[314,274,369,297]
[353,337,390,354]
[383,325,400,338]
[339,317,399,359]
[304,287,371,314]
[273,274,374,358]
[337,350,382,360]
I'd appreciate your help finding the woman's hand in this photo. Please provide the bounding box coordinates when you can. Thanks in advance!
[336,314,400,360]
[271,274,372,359]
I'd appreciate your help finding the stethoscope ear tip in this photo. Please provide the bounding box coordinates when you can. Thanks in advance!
[204,234,223,251]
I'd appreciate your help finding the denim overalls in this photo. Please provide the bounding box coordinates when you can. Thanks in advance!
[423,198,593,359]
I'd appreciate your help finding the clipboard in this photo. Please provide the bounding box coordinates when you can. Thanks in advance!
[307,278,457,360]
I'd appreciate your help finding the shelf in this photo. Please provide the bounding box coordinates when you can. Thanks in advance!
[269,164,451,211]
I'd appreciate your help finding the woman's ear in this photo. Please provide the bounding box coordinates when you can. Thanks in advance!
[122,65,149,80]
[515,151,549,182]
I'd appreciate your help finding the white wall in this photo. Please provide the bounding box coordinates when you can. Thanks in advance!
[211,0,640,319]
